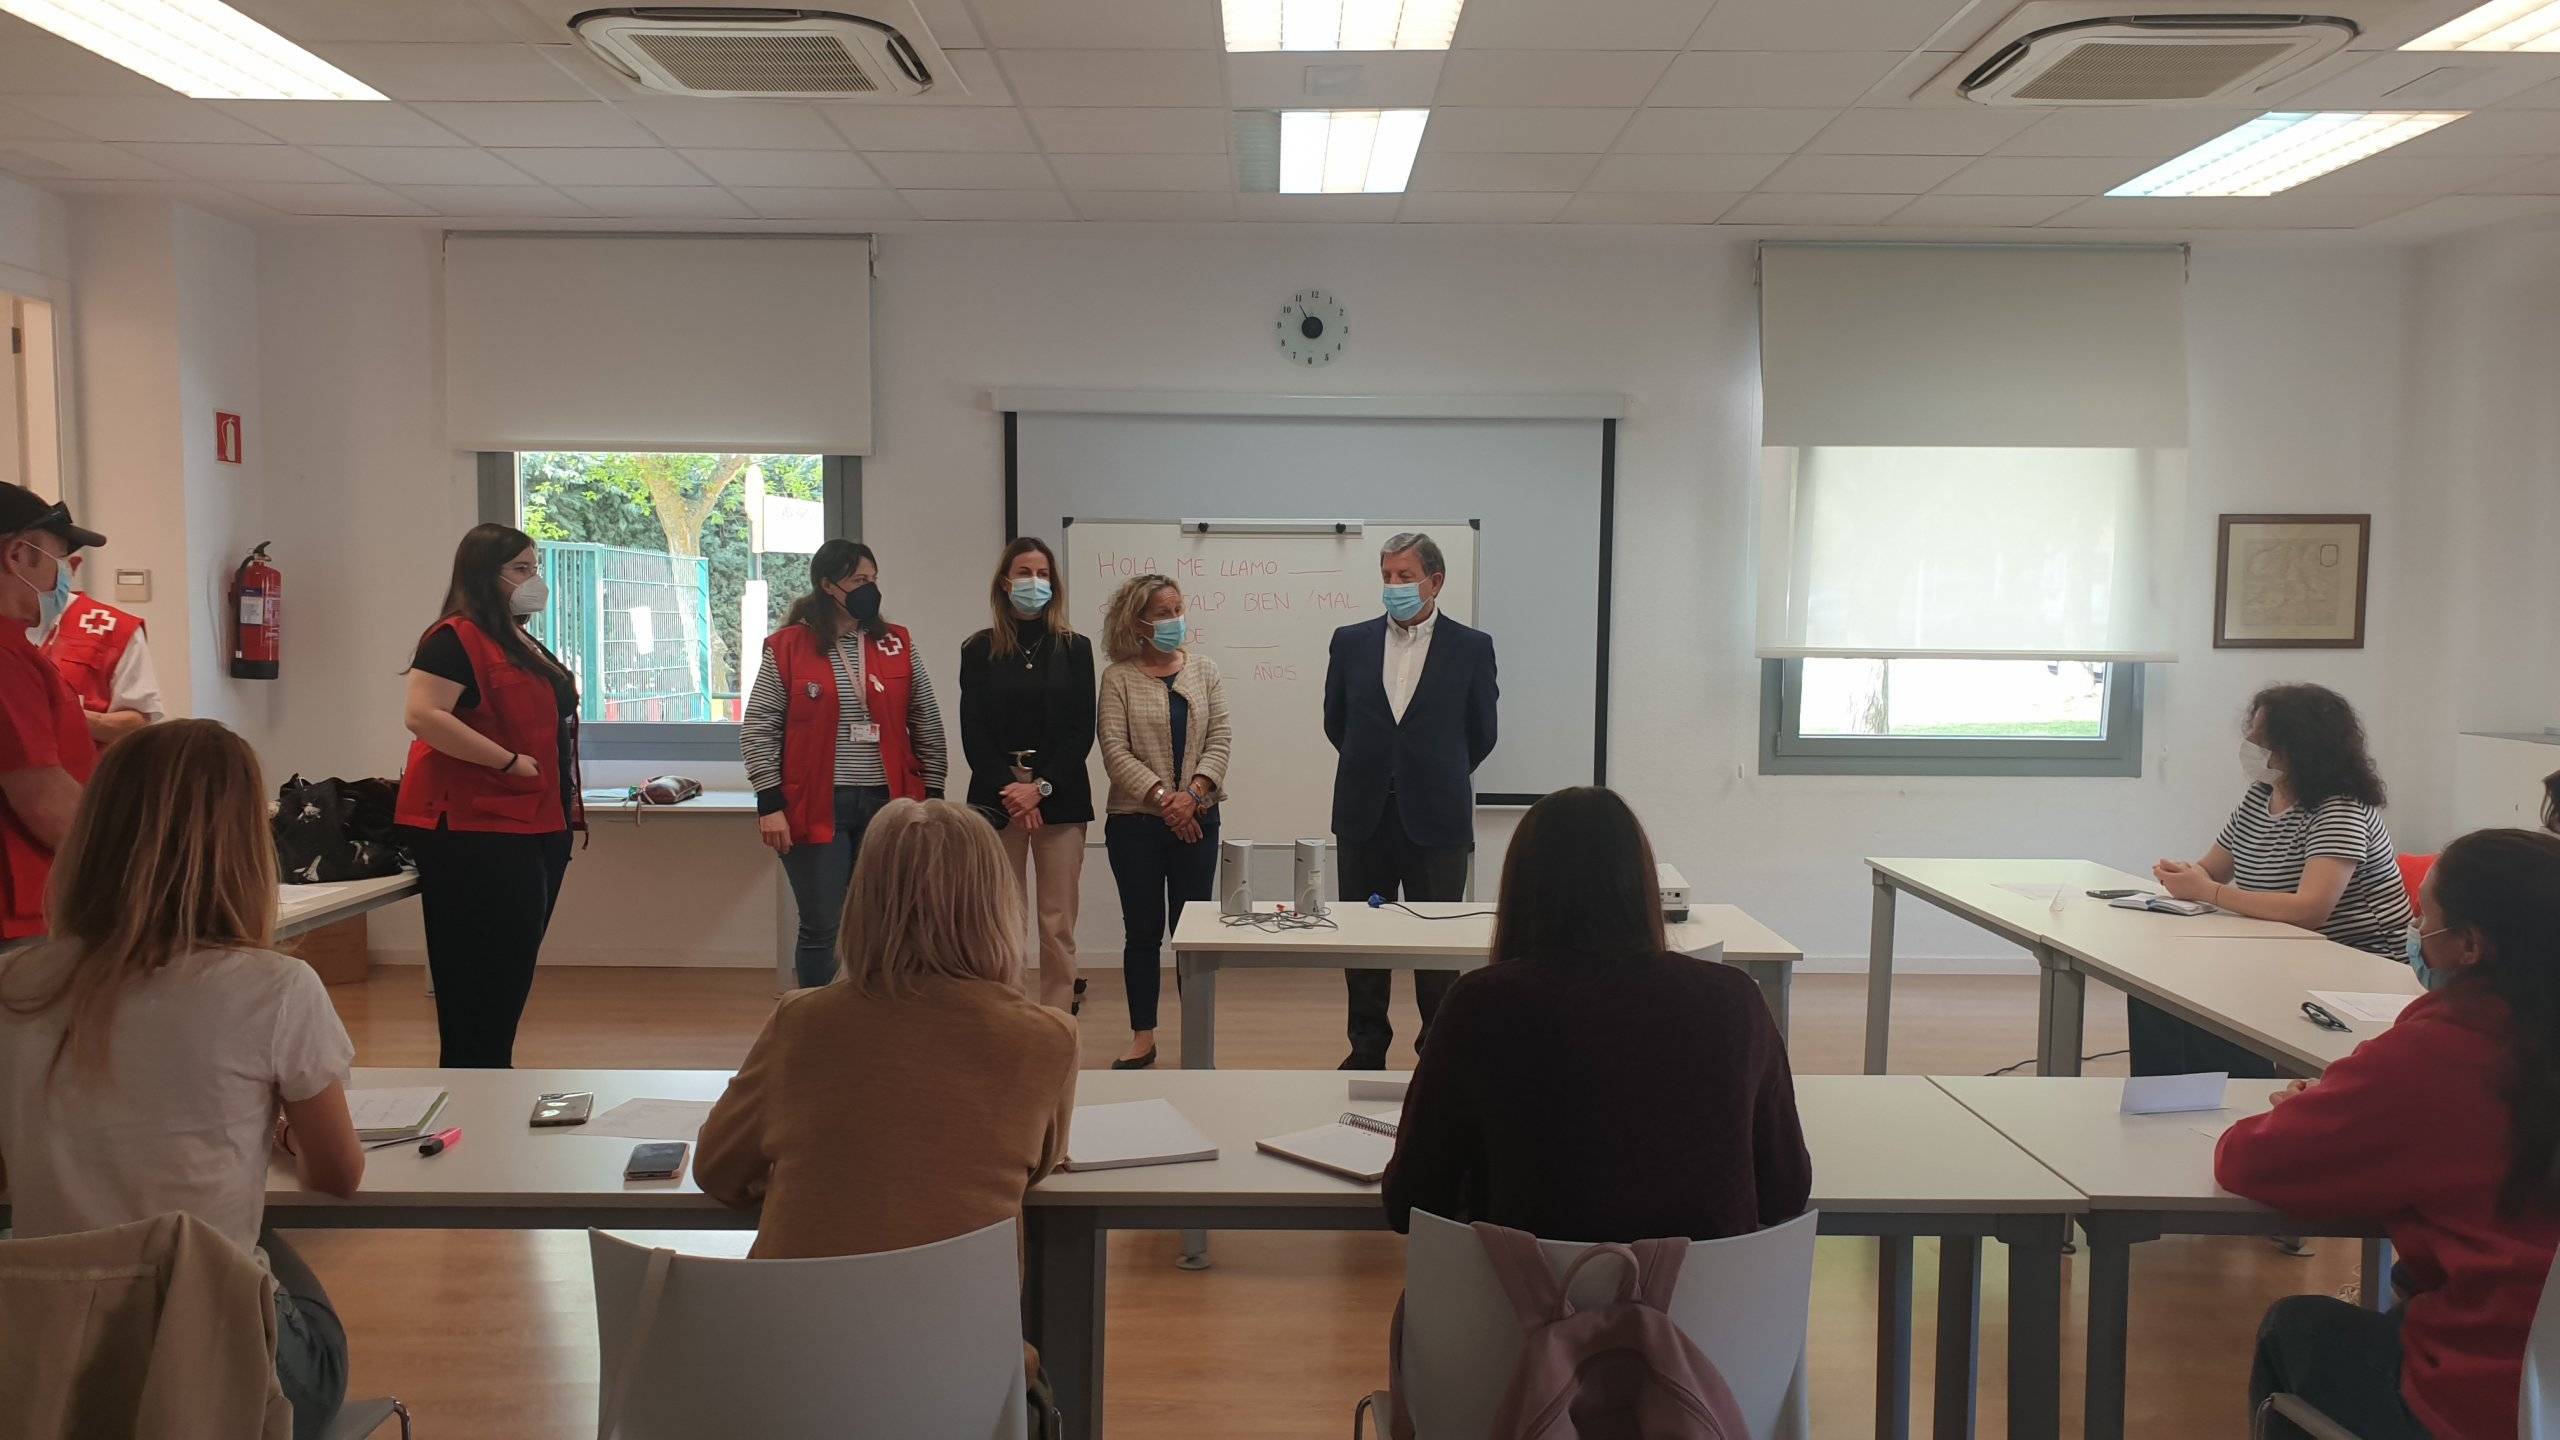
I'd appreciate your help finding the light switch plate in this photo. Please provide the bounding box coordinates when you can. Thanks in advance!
[112,568,149,604]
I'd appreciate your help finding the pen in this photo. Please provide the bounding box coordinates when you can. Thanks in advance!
[419,1126,463,1157]
[2299,1001,2349,1033]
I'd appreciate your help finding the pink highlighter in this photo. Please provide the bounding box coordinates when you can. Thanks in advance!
[418,1127,462,1157]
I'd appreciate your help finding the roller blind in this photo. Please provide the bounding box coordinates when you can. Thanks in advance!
[444,234,871,454]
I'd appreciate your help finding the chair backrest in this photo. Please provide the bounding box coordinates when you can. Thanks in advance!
[587,1220,1029,1440]
[2397,854,2436,914]
[2522,1247,2560,1438]
[1400,1210,1819,1440]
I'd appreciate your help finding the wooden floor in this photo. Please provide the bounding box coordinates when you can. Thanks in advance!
[295,964,2344,1439]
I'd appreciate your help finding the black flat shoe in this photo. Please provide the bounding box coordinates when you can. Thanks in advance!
[1071,978,1088,1017]
[1110,1047,1158,1071]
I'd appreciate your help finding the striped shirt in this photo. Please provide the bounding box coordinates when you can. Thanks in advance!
[2216,784,2411,956]
[741,634,947,796]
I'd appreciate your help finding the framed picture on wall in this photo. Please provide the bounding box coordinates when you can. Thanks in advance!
[2214,513,2371,649]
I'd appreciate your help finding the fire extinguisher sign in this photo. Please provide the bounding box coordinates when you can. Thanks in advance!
[215,412,243,465]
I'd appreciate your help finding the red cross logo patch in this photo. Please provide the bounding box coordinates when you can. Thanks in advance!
[76,609,118,638]
[874,633,904,658]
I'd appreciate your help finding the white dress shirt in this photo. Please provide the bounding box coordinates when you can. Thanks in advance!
[29,609,167,720]
[1383,605,1438,724]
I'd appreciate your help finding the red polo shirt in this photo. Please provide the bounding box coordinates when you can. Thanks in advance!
[0,622,97,939]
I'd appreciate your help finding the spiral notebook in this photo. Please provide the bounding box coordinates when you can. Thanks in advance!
[1257,1121,1396,1184]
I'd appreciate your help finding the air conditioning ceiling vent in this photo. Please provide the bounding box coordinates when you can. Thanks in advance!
[1937,5,2365,106]
[572,8,932,99]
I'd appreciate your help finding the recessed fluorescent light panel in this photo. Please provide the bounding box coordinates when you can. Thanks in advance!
[2106,110,2465,196]
[1222,0,1466,52]
[0,0,387,100]
[1234,109,1429,193]
[2405,0,2560,50]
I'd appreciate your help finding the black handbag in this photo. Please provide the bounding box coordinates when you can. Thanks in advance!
[273,774,406,883]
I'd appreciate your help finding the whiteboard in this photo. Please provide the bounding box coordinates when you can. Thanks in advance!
[1065,519,1477,845]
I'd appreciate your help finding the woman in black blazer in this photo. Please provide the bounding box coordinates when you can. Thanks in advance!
[959,537,1096,1013]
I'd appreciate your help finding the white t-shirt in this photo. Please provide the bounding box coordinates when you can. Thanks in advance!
[0,945,353,1252]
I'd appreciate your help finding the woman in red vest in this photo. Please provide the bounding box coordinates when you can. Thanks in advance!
[741,539,947,989]
[395,524,582,1068]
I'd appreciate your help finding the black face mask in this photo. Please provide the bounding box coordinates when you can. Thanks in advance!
[839,581,882,623]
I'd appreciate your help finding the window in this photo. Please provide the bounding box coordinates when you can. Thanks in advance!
[482,451,857,759]
[1762,657,2144,776]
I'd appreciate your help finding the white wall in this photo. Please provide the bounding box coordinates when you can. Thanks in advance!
[0,172,70,295]
[241,222,2509,971]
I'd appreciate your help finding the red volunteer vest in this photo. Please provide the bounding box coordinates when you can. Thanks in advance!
[41,595,142,714]
[394,617,580,834]
[765,620,926,845]
[0,627,95,940]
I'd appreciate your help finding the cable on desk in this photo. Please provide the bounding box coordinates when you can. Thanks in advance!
[1367,899,1497,920]
[1983,1048,2129,1078]
[1218,911,1340,934]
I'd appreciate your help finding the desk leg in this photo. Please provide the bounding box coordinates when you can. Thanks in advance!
[2362,1237,2394,1311]
[1933,1237,1981,1440]
[1025,1207,1106,1440]
[1744,960,1793,1043]
[2037,950,2085,1077]
[2078,1216,2151,1440]
[1177,951,1216,1071]
[1866,875,1899,1075]
[1997,1215,2067,1440]
[1877,1236,1915,1440]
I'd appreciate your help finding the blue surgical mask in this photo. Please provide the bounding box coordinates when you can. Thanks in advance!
[1009,576,1053,615]
[2406,925,2448,991]
[38,556,73,631]
[1382,582,1425,624]
[1151,615,1188,651]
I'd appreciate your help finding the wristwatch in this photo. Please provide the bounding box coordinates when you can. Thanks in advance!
[1035,778,1054,798]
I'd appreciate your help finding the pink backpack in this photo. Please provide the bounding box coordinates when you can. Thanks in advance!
[1370,1222,1753,1440]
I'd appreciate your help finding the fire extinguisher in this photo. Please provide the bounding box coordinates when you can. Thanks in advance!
[230,542,280,680]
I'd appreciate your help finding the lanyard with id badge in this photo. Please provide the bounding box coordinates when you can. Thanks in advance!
[815,646,882,744]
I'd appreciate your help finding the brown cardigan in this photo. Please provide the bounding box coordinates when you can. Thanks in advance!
[697,975,1080,1260]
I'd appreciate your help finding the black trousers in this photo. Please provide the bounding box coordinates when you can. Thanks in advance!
[1103,812,1220,1033]
[2127,997,2285,1079]
[1339,793,1470,1065]
[405,823,572,1068]
[2250,1296,2428,1439]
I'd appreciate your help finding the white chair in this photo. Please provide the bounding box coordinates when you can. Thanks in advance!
[1369,1209,1820,1440]
[2255,1246,2560,1440]
[587,1220,1032,1440]
[320,1397,411,1440]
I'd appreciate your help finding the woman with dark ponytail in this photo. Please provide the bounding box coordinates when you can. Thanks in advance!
[2219,827,2560,1440]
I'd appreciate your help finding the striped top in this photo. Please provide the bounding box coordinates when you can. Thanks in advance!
[2216,784,2411,956]
[741,634,947,796]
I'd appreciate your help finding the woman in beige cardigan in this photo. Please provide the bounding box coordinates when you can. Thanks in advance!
[1096,574,1233,1069]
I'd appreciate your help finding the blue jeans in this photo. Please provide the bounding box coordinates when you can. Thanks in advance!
[778,786,889,988]
[260,1231,347,1440]
[1103,812,1220,1032]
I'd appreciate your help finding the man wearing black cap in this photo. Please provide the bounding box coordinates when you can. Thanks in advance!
[0,482,99,944]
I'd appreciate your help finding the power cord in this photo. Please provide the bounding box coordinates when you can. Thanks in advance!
[1367,897,1497,920]
[1219,911,1340,934]
[1984,1049,2129,1078]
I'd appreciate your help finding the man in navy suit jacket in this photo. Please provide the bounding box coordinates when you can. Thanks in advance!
[1322,531,1498,1069]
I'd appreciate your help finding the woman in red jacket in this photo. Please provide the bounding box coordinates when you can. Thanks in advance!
[2220,827,2560,1440]
[396,524,583,1068]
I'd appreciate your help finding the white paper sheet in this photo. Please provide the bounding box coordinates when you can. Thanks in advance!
[347,1086,446,1137]
[2308,990,2417,1025]
[579,1099,718,1142]
[1062,1099,1219,1171]
[2122,1072,2229,1115]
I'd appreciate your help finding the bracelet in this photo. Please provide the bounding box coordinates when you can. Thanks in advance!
[497,751,518,774]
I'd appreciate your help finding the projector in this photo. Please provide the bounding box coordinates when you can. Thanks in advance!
[1657,863,1690,924]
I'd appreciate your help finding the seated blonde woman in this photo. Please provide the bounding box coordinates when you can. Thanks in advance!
[698,797,1079,1260]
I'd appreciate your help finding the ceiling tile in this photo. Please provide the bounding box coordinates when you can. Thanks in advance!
[494,148,712,186]
[1434,51,1676,107]
[308,146,538,186]
[1884,194,2083,227]
[1559,190,1740,222]
[1422,107,1631,153]
[10,97,279,145]
[999,51,1226,108]
[1453,0,1714,50]
[1719,192,1910,224]
[1690,0,1973,51]
[1613,107,1835,153]
[1651,51,1901,107]
[209,101,468,147]
[119,143,360,184]
[394,185,591,217]
[908,0,985,49]
[0,103,79,143]
[231,182,435,217]
[1936,155,2150,195]
[821,106,1036,152]
[681,149,886,187]
[616,100,844,150]
[2360,194,2560,240]
[2196,194,2423,228]
[230,0,520,43]
[914,50,1018,106]
[2466,157,2560,194]
[1805,108,2048,156]
[414,103,657,148]
[2040,196,2242,228]
[1047,152,1231,190]
[1585,152,1785,190]
[1234,192,1402,220]
[869,151,1058,187]
[1398,192,1571,222]
[969,0,1216,49]
[2391,109,2560,156]
[1028,107,1230,154]
[317,43,597,102]
[1409,151,1600,191]
[903,188,1078,220]
[2501,77,2560,107]
[736,188,921,220]
[1225,52,1444,109]
[1760,153,1969,193]
[0,142,176,182]
[1071,190,1238,220]
[2277,53,2551,111]
[557,187,755,218]
[0,23,169,94]
[2286,154,2526,196]
[1993,108,2259,158]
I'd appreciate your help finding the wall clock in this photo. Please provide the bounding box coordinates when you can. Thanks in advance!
[1275,289,1347,367]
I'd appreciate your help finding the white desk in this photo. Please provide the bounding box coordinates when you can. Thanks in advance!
[1932,1076,2383,1440]
[1169,902,1805,1067]
[579,789,797,988]
[256,1066,2075,1440]
[275,872,419,941]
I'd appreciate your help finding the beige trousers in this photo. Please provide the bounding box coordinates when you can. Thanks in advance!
[1002,819,1086,1011]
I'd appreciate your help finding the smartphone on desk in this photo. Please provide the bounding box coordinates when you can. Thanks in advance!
[531,1092,593,1127]
[624,1142,688,1181]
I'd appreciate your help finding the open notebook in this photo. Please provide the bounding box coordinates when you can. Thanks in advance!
[1061,1099,1219,1172]
[1257,1120,1397,1184]
[347,1086,447,1142]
